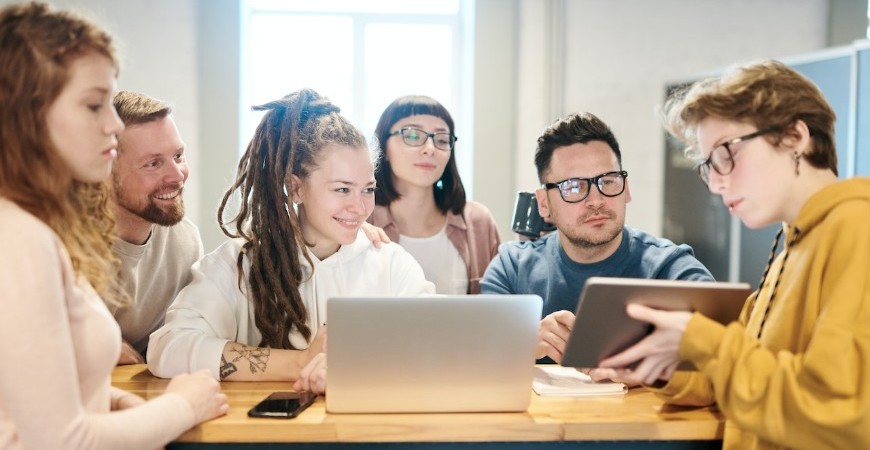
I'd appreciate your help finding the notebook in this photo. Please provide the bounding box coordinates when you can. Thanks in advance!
[326,294,543,413]
[561,277,751,370]
[532,365,626,397]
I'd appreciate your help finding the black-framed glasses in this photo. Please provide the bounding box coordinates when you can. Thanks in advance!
[542,171,628,203]
[696,128,776,184]
[389,127,457,152]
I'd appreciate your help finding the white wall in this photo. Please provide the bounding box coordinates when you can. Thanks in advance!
[8,0,862,250]
[9,0,205,228]
[504,0,829,240]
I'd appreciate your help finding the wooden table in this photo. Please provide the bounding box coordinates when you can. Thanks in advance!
[112,365,724,449]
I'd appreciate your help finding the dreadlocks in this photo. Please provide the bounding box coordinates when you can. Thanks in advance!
[218,88,366,349]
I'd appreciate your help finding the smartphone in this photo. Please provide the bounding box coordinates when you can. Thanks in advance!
[247,391,317,419]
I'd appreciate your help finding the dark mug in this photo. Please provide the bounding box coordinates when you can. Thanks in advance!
[511,192,556,238]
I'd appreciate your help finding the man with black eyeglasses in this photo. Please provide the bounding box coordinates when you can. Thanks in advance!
[481,112,713,366]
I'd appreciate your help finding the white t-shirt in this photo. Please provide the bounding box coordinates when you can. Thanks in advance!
[399,223,468,294]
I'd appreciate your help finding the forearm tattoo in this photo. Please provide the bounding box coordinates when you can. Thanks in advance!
[223,342,270,377]
[219,354,237,379]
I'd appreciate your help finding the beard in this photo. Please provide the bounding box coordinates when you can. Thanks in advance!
[113,177,185,226]
[563,225,622,248]
[560,208,623,249]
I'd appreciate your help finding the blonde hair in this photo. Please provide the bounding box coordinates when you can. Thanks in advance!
[0,2,124,305]
[663,59,837,175]
[113,90,172,127]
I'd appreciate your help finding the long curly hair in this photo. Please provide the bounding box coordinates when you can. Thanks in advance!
[218,89,367,349]
[0,2,123,306]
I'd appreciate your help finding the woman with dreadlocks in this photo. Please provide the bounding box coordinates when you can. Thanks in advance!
[148,89,434,389]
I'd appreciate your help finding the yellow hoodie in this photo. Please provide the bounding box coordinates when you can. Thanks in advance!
[653,177,870,450]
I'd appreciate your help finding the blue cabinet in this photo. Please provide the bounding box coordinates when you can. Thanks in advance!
[857,44,870,176]
[791,52,854,177]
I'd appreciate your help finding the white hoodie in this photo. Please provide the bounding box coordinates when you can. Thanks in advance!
[147,230,435,379]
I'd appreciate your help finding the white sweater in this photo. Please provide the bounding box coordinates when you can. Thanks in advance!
[148,231,435,379]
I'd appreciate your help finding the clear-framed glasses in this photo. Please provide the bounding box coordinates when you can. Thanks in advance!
[696,128,776,184]
[389,127,457,152]
[542,171,628,203]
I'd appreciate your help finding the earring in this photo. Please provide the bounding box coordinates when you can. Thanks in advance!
[793,152,801,176]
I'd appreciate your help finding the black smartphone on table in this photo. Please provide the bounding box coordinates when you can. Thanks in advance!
[247,391,317,419]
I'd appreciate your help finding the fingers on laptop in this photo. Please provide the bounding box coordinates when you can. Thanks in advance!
[294,352,327,394]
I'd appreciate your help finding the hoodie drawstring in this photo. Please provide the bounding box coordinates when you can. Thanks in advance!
[749,224,801,339]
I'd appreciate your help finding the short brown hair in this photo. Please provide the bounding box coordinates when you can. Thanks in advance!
[535,112,622,182]
[113,90,171,126]
[663,59,837,175]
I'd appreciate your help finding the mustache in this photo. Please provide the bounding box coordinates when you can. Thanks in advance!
[581,208,615,222]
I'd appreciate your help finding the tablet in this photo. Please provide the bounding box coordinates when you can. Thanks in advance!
[560,277,751,369]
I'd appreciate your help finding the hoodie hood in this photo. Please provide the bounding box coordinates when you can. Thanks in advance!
[793,178,870,242]
[295,230,372,346]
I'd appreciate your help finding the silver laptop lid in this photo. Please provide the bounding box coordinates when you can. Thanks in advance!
[326,295,542,413]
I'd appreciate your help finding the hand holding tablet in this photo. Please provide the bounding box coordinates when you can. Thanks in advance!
[560,277,751,370]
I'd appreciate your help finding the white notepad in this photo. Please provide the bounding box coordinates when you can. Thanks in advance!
[532,366,627,397]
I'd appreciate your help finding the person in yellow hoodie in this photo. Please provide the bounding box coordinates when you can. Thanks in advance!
[598,59,870,449]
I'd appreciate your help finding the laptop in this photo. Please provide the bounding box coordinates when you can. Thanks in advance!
[561,277,751,369]
[326,295,543,413]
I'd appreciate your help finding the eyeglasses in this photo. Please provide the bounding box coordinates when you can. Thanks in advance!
[696,128,776,184]
[389,127,457,152]
[542,171,628,203]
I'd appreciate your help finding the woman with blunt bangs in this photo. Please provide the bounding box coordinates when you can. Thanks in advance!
[148,89,434,393]
[598,60,870,450]
[0,3,228,449]
[369,95,500,294]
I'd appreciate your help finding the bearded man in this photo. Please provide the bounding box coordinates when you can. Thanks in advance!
[110,91,202,364]
[481,112,713,364]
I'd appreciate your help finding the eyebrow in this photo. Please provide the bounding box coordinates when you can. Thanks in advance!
[328,179,376,186]
[135,147,184,163]
[86,86,111,94]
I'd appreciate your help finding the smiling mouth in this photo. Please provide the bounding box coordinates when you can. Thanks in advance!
[153,190,181,200]
[335,217,360,226]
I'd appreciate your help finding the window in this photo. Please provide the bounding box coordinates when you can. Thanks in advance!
[240,0,473,187]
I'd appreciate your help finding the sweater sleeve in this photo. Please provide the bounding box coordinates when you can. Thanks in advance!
[657,245,715,282]
[674,207,870,449]
[0,211,196,450]
[148,246,240,379]
[479,243,517,294]
[0,407,22,450]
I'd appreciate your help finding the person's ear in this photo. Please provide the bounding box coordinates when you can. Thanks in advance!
[534,187,551,219]
[623,177,632,204]
[289,174,304,205]
[780,119,811,152]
